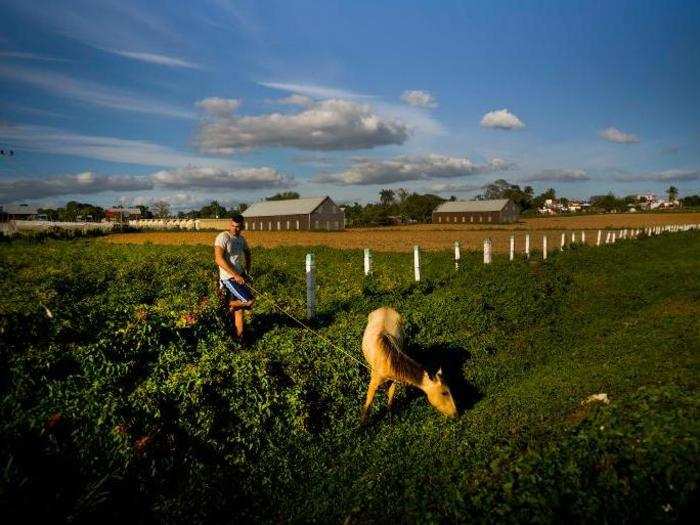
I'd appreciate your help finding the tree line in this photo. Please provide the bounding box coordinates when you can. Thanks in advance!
[36,185,698,224]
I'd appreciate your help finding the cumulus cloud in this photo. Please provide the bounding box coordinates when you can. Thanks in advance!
[400,90,437,108]
[313,154,512,185]
[197,99,409,153]
[599,127,639,144]
[261,81,444,136]
[1,164,293,202]
[480,109,525,130]
[196,97,242,116]
[613,169,700,182]
[522,169,590,183]
[0,172,152,201]
[151,166,293,189]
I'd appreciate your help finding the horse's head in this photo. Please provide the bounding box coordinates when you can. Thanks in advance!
[424,369,457,417]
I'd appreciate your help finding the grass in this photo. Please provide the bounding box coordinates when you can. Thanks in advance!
[0,232,698,523]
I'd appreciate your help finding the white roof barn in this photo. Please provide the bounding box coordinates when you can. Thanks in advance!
[242,196,344,230]
[243,197,331,217]
[433,199,510,213]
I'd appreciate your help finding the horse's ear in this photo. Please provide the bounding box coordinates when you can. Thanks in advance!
[436,368,444,381]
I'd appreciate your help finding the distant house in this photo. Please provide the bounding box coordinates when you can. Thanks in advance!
[105,207,142,222]
[0,204,39,221]
[242,196,345,231]
[432,199,519,224]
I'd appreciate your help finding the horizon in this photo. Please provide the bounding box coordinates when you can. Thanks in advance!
[1,1,699,210]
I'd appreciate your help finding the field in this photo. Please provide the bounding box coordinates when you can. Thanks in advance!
[1,231,699,523]
[107,212,700,252]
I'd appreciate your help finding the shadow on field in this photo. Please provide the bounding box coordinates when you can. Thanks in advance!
[412,342,483,414]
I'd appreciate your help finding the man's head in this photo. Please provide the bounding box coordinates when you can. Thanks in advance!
[229,213,245,236]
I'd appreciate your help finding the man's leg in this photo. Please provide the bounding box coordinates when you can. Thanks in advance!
[228,300,245,340]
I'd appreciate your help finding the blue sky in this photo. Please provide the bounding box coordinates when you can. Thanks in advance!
[1,0,699,210]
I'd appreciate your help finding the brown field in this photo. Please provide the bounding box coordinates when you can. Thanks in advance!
[106,212,700,253]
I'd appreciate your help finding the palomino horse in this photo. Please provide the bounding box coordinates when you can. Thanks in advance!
[361,307,457,422]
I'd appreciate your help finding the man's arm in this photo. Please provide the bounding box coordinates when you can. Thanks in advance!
[214,245,245,284]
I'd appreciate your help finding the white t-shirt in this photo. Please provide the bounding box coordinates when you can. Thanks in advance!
[215,231,249,280]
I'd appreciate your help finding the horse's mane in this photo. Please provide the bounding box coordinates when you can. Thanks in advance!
[379,333,424,385]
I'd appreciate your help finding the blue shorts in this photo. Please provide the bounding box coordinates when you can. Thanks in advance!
[220,278,255,304]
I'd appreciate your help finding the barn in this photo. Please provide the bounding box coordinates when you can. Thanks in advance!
[432,199,519,224]
[242,196,345,231]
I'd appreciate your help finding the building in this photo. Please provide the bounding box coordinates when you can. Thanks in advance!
[105,207,142,222]
[0,204,39,221]
[432,199,519,224]
[242,196,345,231]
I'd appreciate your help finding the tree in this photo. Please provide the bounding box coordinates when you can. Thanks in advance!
[136,205,153,219]
[667,186,679,202]
[396,188,410,203]
[198,201,227,218]
[266,192,300,201]
[152,201,171,218]
[379,189,396,207]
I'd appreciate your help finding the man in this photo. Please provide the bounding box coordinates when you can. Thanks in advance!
[214,214,254,343]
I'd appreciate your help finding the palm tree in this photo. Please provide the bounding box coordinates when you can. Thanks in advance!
[667,186,679,202]
[379,189,396,207]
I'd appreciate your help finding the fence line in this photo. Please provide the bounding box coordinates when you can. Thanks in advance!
[299,223,699,318]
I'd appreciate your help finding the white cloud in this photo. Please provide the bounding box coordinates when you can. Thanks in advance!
[599,127,639,144]
[259,81,373,100]
[273,94,313,107]
[0,51,67,61]
[1,164,293,202]
[313,154,512,185]
[196,97,242,116]
[480,109,525,130]
[197,98,409,152]
[106,49,202,69]
[522,169,590,183]
[151,166,293,189]
[1,123,237,168]
[0,171,152,202]
[261,81,445,137]
[424,182,485,193]
[0,65,193,119]
[614,169,699,182]
[400,90,437,108]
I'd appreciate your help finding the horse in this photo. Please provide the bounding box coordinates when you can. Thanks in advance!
[360,306,457,422]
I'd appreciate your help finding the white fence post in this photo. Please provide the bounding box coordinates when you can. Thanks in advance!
[483,238,492,265]
[306,253,316,320]
[597,230,602,246]
[454,241,461,270]
[612,232,617,243]
[525,233,530,259]
[363,248,372,276]
[571,231,576,244]
[542,235,548,260]
[581,231,586,244]
[413,245,421,282]
[560,232,565,251]
[509,235,515,261]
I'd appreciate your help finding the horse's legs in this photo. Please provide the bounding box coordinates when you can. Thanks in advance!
[361,375,381,424]
[387,381,397,410]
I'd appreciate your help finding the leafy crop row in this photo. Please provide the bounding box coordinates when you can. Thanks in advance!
[1,234,698,523]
